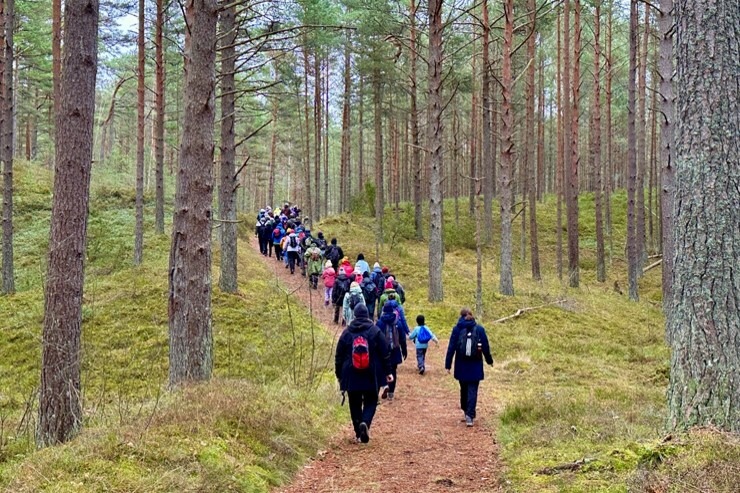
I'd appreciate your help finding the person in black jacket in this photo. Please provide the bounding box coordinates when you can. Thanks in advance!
[376,301,408,401]
[332,271,351,324]
[335,304,393,443]
[445,307,494,427]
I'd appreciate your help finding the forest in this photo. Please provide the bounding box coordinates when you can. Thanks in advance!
[0,0,738,491]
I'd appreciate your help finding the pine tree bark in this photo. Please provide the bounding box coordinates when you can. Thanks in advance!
[636,4,650,269]
[667,0,739,432]
[218,3,237,293]
[134,0,145,265]
[560,4,570,283]
[373,68,383,243]
[468,38,478,216]
[313,53,322,222]
[409,0,422,239]
[154,0,165,234]
[481,0,493,246]
[358,75,364,193]
[626,0,639,301]
[605,0,614,261]
[567,0,581,287]
[499,0,515,296]
[269,92,277,208]
[1,0,15,294]
[658,0,675,315]
[301,43,313,222]
[340,36,351,212]
[168,0,217,386]
[52,0,61,138]
[427,0,444,302]
[38,0,98,446]
[526,0,540,280]
[593,1,605,283]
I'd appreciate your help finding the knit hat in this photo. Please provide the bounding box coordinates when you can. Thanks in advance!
[354,304,370,319]
[350,282,360,289]
[381,267,389,274]
[373,262,380,269]
[325,260,332,269]
[387,276,395,283]
[385,280,394,290]
[341,256,350,264]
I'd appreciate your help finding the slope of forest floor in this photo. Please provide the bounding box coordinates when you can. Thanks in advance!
[0,162,343,491]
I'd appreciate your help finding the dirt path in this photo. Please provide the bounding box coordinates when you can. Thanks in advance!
[254,240,503,493]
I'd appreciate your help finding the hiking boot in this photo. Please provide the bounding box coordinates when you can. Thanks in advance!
[419,367,425,375]
[359,422,370,443]
[381,387,389,400]
[388,392,394,401]
[465,415,474,427]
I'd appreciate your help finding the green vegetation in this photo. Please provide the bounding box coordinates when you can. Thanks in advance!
[315,195,738,492]
[0,162,341,491]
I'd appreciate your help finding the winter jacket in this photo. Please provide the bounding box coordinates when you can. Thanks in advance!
[322,267,336,288]
[304,246,324,275]
[360,278,377,304]
[335,317,392,392]
[370,267,385,294]
[384,300,409,335]
[377,288,398,316]
[409,325,439,349]
[355,259,370,275]
[342,286,366,325]
[445,317,494,382]
[376,303,408,366]
[271,227,284,245]
[340,261,354,278]
[332,273,351,306]
[285,234,302,253]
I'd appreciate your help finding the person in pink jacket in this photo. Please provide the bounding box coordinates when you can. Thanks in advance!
[340,257,354,278]
[322,260,337,306]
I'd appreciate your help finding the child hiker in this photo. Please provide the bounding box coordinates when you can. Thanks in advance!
[408,314,439,375]
[322,260,336,306]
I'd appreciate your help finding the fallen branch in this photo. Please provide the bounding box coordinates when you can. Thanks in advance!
[494,299,567,324]
[537,457,596,475]
[642,258,662,274]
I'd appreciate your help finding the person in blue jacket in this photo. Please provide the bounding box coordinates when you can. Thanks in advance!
[445,307,494,427]
[335,304,393,444]
[376,300,408,401]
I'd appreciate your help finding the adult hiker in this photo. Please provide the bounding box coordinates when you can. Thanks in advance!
[360,272,378,321]
[271,224,285,264]
[332,270,352,324]
[355,253,370,275]
[375,300,408,401]
[303,239,323,289]
[335,304,393,444]
[285,231,302,275]
[445,307,494,427]
[343,281,366,326]
[377,278,399,318]
[325,238,344,270]
[370,263,386,308]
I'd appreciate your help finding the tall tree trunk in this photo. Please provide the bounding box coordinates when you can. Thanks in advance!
[481,0,493,246]
[526,0,540,281]
[218,3,237,293]
[409,0,422,240]
[567,0,581,287]
[1,0,14,294]
[168,0,217,386]
[593,1,605,283]
[323,59,329,215]
[636,4,650,270]
[427,0,444,302]
[537,48,545,202]
[313,53,321,222]
[358,76,364,193]
[626,0,639,301]
[134,0,145,265]
[667,0,739,433]
[340,36,351,212]
[658,0,675,315]
[38,0,98,446]
[52,0,61,148]
[499,0,514,296]
[452,99,460,224]
[301,44,312,224]
[605,0,614,262]
[373,68,383,244]
[269,93,277,208]
[154,0,165,234]
[468,37,478,216]
[560,3,571,283]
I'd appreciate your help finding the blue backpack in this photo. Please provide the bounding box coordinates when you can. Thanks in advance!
[417,325,433,344]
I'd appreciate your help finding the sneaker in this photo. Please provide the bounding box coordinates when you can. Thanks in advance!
[359,422,370,443]
[388,392,394,401]
[465,415,474,427]
[419,367,425,375]
[381,387,389,399]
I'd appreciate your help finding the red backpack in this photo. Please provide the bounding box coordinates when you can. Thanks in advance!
[351,334,370,370]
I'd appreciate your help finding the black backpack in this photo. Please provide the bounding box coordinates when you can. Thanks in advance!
[361,280,376,303]
[289,235,298,248]
[333,278,350,305]
[457,326,481,359]
[327,245,340,264]
[371,272,385,296]
[349,292,363,310]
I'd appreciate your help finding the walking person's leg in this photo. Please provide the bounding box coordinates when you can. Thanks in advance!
[466,380,480,421]
[333,303,341,324]
[459,381,469,418]
[387,364,398,398]
[358,389,378,443]
[416,348,425,372]
[347,391,363,441]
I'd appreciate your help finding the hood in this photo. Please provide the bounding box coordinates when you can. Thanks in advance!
[455,317,477,331]
[348,316,375,333]
[373,266,382,273]
[336,272,348,280]
[385,299,400,311]
[379,310,396,325]
[349,285,362,295]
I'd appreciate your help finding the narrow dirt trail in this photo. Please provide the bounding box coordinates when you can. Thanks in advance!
[253,240,503,493]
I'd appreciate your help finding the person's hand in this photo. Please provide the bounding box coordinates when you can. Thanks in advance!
[386,374,394,383]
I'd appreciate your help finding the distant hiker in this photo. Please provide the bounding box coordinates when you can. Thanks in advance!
[370,263,386,302]
[355,253,370,275]
[445,307,494,427]
[360,271,378,320]
[271,226,284,263]
[285,232,302,274]
[314,231,327,253]
[335,304,394,444]
[339,257,354,278]
[376,300,408,401]
[322,260,336,306]
[343,282,366,326]
[377,279,399,318]
[304,240,323,289]
[388,275,406,304]
[408,314,439,375]
[332,270,352,324]
[280,229,292,268]
[325,238,344,270]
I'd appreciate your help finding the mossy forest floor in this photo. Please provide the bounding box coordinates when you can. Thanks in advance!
[1,161,738,492]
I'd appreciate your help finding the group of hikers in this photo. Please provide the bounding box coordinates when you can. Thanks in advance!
[255,204,495,445]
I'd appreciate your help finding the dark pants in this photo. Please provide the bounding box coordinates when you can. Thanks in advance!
[309,273,319,289]
[459,380,480,419]
[273,244,282,262]
[366,300,376,321]
[388,364,398,393]
[333,304,341,323]
[268,241,273,257]
[416,348,427,370]
[258,236,267,255]
[287,251,299,273]
[347,390,379,437]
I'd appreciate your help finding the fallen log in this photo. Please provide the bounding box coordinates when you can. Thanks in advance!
[493,299,567,324]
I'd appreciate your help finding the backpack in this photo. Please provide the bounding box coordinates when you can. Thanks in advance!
[417,325,433,344]
[384,312,401,350]
[371,272,385,296]
[349,292,363,310]
[310,249,320,261]
[351,334,370,370]
[361,280,376,302]
[326,246,340,264]
[393,281,406,304]
[289,235,298,248]
[457,326,481,359]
